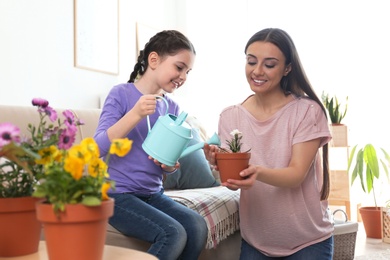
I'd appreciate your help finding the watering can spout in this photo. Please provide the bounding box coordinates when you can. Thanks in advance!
[179,133,221,159]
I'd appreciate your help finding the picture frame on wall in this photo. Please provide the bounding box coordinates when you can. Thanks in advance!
[74,0,119,75]
[135,22,159,61]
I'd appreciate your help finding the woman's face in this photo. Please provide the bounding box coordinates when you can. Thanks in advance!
[155,50,195,93]
[245,41,290,94]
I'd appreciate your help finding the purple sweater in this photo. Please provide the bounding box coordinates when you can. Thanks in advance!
[94,83,179,194]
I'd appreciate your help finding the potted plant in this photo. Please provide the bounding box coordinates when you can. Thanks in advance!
[322,92,349,147]
[347,143,390,238]
[0,123,42,257]
[24,98,132,260]
[0,97,77,257]
[216,129,251,183]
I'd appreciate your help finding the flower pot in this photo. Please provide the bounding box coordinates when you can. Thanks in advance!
[36,198,114,260]
[0,196,42,257]
[216,152,251,183]
[359,206,382,239]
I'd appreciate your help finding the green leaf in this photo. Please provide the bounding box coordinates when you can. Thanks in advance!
[82,196,101,206]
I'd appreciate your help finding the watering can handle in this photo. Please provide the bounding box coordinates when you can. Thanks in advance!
[146,95,169,132]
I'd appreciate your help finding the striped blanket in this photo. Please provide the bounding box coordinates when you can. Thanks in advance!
[164,186,240,249]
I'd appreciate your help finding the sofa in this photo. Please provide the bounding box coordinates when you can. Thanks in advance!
[0,104,241,260]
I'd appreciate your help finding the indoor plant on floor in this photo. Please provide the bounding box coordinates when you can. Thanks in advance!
[216,129,251,183]
[29,99,132,260]
[348,143,390,238]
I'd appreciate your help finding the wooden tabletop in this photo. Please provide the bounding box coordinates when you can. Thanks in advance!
[0,241,158,260]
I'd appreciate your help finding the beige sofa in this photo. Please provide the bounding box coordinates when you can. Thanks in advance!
[0,104,241,260]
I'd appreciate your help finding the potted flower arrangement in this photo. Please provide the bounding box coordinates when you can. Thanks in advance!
[348,143,390,238]
[216,129,251,183]
[0,123,42,257]
[20,98,132,260]
[0,97,82,257]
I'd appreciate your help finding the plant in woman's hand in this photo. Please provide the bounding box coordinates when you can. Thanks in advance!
[220,129,251,153]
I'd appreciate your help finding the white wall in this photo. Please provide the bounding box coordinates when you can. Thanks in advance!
[1,0,390,151]
[0,0,179,109]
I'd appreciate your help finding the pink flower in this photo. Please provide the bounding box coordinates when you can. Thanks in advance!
[58,127,77,150]
[32,98,49,108]
[63,110,76,128]
[0,123,21,148]
[43,106,58,122]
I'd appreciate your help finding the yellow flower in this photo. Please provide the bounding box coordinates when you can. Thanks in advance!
[88,157,107,178]
[36,145,61,164]
[101,182,111,200]
[109,138,132,157]
[64,153,84,180]
[80,137,100,162]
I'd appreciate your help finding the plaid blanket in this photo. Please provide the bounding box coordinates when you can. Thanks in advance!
[164,186,240,249]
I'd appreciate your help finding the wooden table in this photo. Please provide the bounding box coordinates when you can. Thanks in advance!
[0,241,158,260]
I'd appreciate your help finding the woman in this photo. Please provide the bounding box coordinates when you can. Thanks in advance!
[205,28,334,259]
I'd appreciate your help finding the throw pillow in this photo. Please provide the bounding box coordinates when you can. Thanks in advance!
[163,127,220,189]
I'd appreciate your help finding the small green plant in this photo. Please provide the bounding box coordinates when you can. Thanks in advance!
[347,144,390,207]
[321,92,348,124]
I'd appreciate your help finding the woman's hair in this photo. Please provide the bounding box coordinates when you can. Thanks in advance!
[245,28,330,200]
[128,30,196,83]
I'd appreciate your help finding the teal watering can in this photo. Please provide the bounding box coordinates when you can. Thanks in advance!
[142,96,221,167]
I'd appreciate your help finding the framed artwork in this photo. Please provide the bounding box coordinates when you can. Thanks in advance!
[74,0,119,75]
[135,22,159,61]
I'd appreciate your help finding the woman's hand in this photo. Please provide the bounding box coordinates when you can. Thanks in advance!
[223,165,258,190]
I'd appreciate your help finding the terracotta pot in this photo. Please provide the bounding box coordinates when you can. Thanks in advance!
[0,196,42,257]
[359,206,382,239]
[216,152,251,183]
[36,198,114,260]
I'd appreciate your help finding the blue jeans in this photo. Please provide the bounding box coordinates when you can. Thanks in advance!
[109,190,207,260]
[240,236,333,260]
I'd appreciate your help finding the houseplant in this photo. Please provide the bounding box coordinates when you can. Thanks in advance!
[0,96,82,257]
[0,123,42,257]
[347,143,390,238]
[27,99,132,260]
[216,129,251,183]
[322,91,349,147]
[321,91,348,125]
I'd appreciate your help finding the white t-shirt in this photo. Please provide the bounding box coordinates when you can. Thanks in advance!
[218,95,333,257]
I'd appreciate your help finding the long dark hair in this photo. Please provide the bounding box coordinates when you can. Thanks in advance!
[128,30,196,83]
[245,28,330,200]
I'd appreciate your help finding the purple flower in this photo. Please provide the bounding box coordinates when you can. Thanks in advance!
[58,127,77,150]
[0,123,21,147]
[63,110,76,128]
[43,106,58,122]
[32,98,49,108]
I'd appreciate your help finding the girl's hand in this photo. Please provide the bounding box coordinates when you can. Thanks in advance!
[134,95,158,118]
[222,165,258,190]
[203,144,219,169]
[148,156,180,173]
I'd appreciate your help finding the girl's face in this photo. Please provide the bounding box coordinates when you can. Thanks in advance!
[155,50,195,93]
[245,41,290,95]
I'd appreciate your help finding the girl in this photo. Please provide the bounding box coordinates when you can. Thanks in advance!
[94,30,207,260]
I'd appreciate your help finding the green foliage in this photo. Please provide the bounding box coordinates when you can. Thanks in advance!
[348,144,390,207]
[321,92,348,124]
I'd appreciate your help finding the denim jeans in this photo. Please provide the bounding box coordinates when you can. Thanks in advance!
[109,190,207,260]
[239,235,333,260]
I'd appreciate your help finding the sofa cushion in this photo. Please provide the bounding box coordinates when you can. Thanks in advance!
[163,127,220,190]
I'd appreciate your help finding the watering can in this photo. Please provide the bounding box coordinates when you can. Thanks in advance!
[142,96,221,167]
